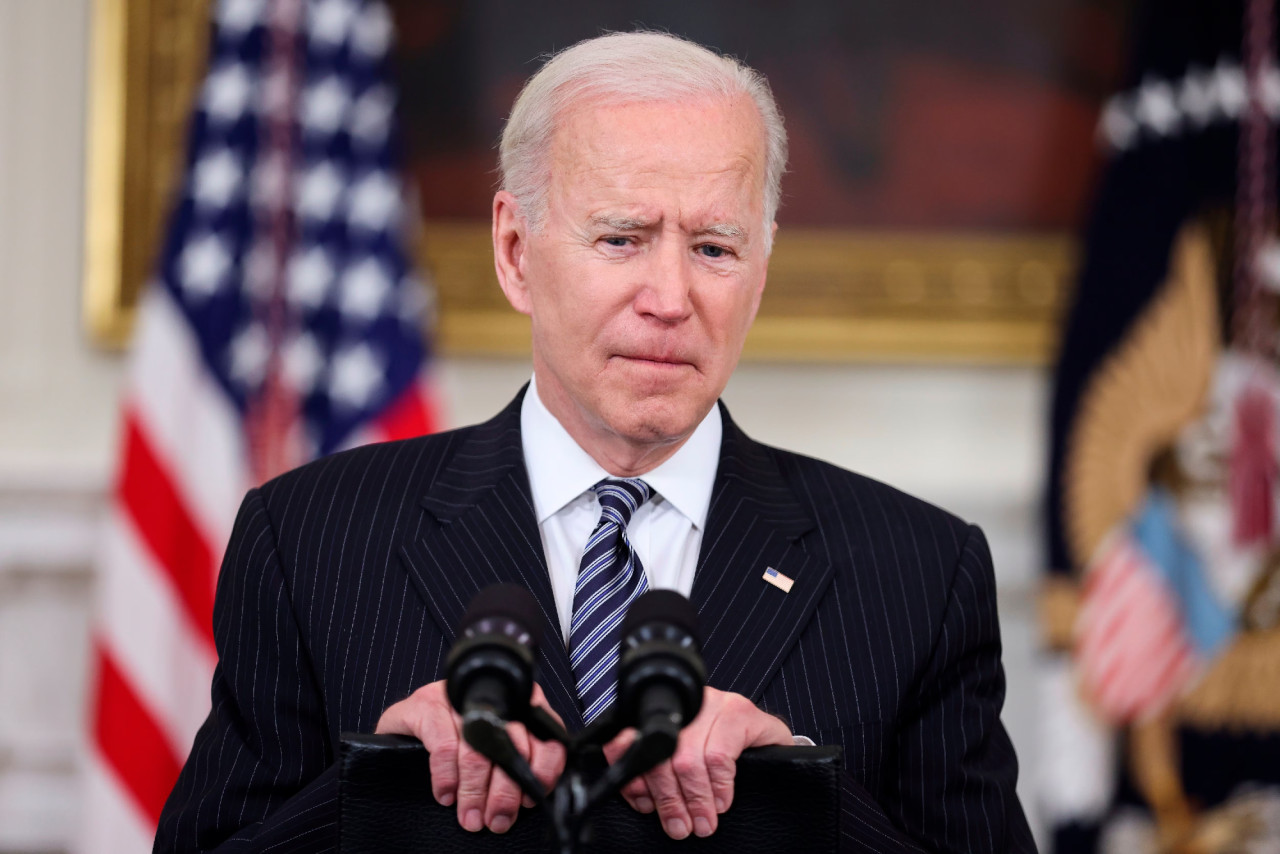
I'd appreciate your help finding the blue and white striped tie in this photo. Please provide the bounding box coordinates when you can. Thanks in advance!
[569,478,652,723]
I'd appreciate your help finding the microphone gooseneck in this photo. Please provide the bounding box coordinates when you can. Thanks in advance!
[444,583,562,822]
[443,585,708,854]
[575,590,707,824]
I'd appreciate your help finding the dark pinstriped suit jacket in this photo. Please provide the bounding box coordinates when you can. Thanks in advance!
[155,389,1035,852]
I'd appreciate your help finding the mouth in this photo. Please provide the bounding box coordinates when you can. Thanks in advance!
[614,353,693,369]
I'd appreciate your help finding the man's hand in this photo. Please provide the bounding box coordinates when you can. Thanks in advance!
[602,686,793,839]
[375,680,566,834]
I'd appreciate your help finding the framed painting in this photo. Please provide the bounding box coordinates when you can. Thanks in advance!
[84,0,1131,362]
[83,0,212,346]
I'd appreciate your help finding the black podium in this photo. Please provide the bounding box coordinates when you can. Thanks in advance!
[339,733,841,853]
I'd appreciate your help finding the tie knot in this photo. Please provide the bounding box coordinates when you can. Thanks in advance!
[592,478,652,528]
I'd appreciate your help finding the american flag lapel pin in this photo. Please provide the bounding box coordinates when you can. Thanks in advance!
[763,566,794,593]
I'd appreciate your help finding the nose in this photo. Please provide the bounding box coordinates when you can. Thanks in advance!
[633,237,694,323]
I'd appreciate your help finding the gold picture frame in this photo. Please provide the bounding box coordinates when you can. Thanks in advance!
[83,0,1074,363]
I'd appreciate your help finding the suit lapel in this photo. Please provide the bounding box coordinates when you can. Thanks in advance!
[692,406,834,705]
[396,396,833,728]
[397,389,585,730]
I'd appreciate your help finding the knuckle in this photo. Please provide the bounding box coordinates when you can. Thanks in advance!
[684,792,712,811]
[431,741,459,766]
[488,787,522,815]
[705,747,736,776]
[418,725,450,752]
[430,770,457,794]
[533,744,565,774]
[458,753,490,776]
[653,787,684,810]
[457,776,488,799]
[670,753,700,779]
[456,754,490,781]
[622,779,648,800]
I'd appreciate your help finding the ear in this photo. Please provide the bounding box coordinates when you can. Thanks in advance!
[492,191,533,316]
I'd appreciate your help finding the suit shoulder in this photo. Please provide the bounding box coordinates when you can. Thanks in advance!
[764,444,974,544]
[754,444,991,631]
[251,424,477,519]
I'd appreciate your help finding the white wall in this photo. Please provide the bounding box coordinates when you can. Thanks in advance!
[0,0,1048,849]
[0,2,113,849]
[0,0,126,484]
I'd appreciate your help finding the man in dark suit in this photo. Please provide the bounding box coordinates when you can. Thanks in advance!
[156,30,1035,853]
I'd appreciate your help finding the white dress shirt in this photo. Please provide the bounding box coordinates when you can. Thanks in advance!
[520,376,721,643]
[520,379,812,745]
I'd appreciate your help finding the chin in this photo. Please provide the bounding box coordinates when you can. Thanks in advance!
[604,398,706,446]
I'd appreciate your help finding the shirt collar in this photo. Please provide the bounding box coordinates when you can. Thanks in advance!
[520,375,722,529]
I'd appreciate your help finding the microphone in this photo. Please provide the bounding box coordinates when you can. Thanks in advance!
[616,590,707,733]
[445,584,567,810]
[445,583,541,723]
[580,591,705,802]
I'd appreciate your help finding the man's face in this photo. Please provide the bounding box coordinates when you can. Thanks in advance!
[496,95,771,463]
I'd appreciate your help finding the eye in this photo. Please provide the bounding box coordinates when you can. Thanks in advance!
[697,244,731,259]
[601,236,631,247]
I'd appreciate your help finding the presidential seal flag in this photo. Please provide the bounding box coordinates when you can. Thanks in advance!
[1043,0,1280,850]
[78,1,438,849]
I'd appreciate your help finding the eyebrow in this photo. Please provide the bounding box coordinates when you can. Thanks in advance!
[588,215,748,241]
[589,214,652,231]
[696,223,747,240]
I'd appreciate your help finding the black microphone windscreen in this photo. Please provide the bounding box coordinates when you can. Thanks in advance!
[461,583,542,644]
[621,589,698,640]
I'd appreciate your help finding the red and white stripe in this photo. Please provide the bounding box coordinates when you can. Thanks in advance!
[1074,533,1199,724]
[78,0,439,843]
[78,287,246,851]
[79,295,436,853]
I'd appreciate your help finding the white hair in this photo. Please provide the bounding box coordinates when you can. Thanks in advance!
[498,31,788,249]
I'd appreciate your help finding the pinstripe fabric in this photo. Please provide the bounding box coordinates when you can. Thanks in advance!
[154,387,1035,853]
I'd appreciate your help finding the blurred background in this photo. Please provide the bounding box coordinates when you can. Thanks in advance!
[3,0,1279,852]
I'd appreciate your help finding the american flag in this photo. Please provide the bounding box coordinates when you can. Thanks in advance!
[1074,532,1199,723]
[1074,488,1235,725]
[78,0,437,849]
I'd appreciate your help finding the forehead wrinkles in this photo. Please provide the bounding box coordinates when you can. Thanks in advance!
[547,97,765,203]
[551,157,763,235]
[586,209,752,242]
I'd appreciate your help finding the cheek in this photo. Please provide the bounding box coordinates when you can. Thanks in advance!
[699,287,758,342]
[526,256,582,326]
[542,269,633,331]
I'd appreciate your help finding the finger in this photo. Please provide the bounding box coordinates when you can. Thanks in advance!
[527,730,566,803]
[644,760,694,840]
[483,722,529,832]
[484,763,525,834]
[704,693,793,816]
[671,723,719,838]
[601,727,637,764]
[376,683,463,808]
[701,721,739,817]
[602,728,652,811]
[455,736,493,832]
[507,722,533,808]
[622,775,654,813]
[525,685,567,806]
[424,715,462,808]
